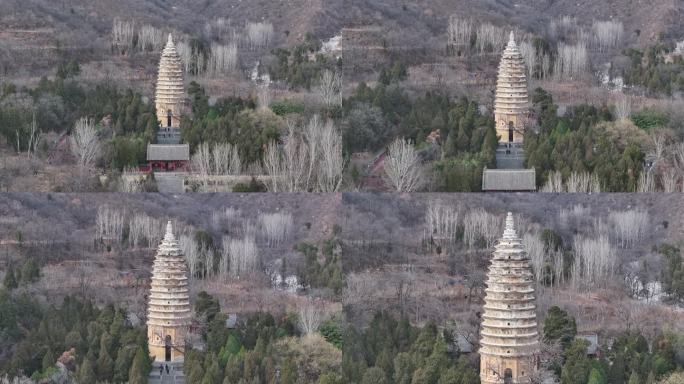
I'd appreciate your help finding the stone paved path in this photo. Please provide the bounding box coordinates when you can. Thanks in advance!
[149,361,185,384]
[154,172,185,194]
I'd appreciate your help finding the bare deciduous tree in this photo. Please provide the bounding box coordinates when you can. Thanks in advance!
[138,25,164,52]
[592,20,623,51]
[475,23,505,54]
[553,42,589,80]
[447,15,473,52]
[245,22,273,51]
[259,212,293,247]
[519,41,537,79]
[180,234,200,281]
[613,92,631,120]
[191,142,213,190]
[523,233,545,287]
[26,113,41,159]
[297,298,324,335]
[317,120,345,192]
[96,205,124,242]
[384,137,424,192]
[256,86,271,111]
[227,236,259,278]
[424,200,459,251]
[609,208,649,248]
[541,171,600,193]
[212,142,241,176]
[71,117,101,171]
[176,40,193,74]
[262,117,345,192]
[637,170,656,193]
[661,168,680,192]
[208,42,238,76]
[463,209,502,250]
[571,234,616,291]
[317,70,343,108]
[111,18,136,52]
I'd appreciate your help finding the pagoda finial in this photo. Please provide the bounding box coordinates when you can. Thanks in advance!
[503,212,517,239]
[508,31,516,46]
[167,33,174,47]
[164,220,174,241]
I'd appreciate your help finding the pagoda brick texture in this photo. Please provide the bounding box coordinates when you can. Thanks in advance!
[156,35,184,129]
[147,221,191,362]
[480,213,539,384]
[494,33,529,144]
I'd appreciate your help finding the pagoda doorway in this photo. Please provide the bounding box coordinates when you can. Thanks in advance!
[508,121,514,142]
[504,368,513,384]
[165,335,172,361]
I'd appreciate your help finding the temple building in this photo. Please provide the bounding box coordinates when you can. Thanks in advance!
[146,34,190,172]
[147,221,191,363]
[494,32,528,144]
[479,213,539,383]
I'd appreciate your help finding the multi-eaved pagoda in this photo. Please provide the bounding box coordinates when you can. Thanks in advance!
[479,213,539,383]
[494,32,529,144]
[146,34,190,173]
[147,221,191,363]
[482,32,536,192]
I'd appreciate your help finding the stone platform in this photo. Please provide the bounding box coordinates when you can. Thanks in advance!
[149,361,185,384]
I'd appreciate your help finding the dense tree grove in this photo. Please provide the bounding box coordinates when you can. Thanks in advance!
[0,77,157,169]
[0,293,151,383]
[342,311,480,384]
[180,81,278,165]
[3,257,40,291]
[342,82,497,191]
[655,244,684,304]
[184,292,343,384]
[540,307,684,384]
[524,88,645,191]
[266,36,341,90]
[296,231,344,295]
[623,43,684,96]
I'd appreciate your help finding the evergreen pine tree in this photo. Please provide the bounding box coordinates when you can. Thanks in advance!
[97,347,115,381]
[3,265,18,290]
[42,349,55,371]
[79,358,97,384]
[128,347,149,384]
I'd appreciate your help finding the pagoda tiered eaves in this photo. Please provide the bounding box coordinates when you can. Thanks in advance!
[479,213,539,383]
[147,221,191,362]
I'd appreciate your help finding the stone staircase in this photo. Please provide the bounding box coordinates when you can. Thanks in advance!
[154,172,186,194]
[495,143,525,169]
[149,361,185,384]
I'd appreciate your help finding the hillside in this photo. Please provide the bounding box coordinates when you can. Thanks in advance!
[1,0,681,77]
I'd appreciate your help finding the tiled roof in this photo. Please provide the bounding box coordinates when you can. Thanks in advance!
[147,144,190,161]
[482,168,536,191]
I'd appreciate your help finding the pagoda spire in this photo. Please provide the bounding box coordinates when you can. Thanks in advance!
[508,31,516,47]
[479,212,539,383]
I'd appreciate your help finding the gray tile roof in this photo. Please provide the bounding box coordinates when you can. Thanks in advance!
[577,333,599,355]
[482,168,536,191]
[147,144,189,161]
